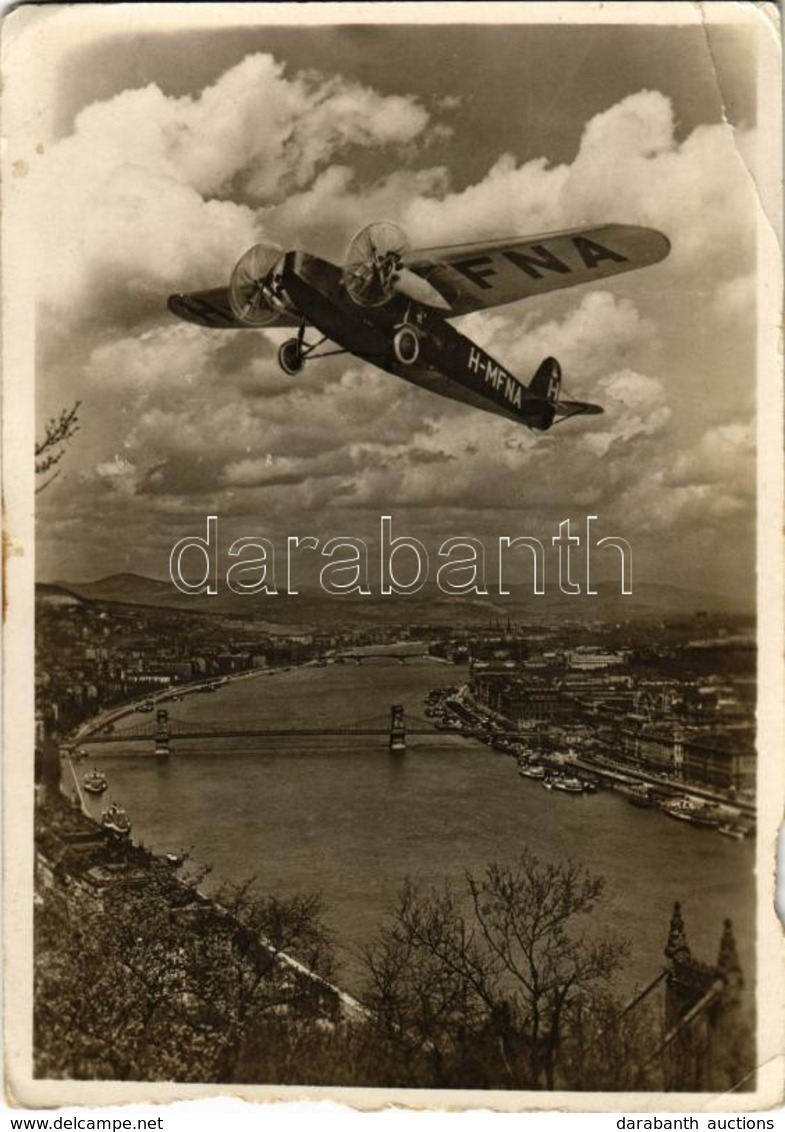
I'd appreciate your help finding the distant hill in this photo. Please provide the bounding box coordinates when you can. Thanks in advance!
[36,582,84,607]
[51,573,174,605]
[43,572,753,627]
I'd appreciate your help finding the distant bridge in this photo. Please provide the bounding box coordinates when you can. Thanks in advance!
[77,702,482,753]
[328,651,446,665]
[77,710,514,751]
[80,721,441,743]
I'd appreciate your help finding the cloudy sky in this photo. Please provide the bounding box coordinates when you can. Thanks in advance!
[22,6,771,597]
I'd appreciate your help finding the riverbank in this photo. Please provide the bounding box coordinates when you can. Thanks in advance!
[427,684,756,829]
[37,784,366,1023]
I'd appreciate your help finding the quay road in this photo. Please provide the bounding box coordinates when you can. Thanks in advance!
[63,753,88,811]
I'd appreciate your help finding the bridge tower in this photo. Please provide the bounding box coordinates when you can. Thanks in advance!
[662,901,744,1090]
[389,704,406,754]
[154,709,170,758]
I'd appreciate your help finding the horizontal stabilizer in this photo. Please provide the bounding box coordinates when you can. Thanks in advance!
[554,399,604,418]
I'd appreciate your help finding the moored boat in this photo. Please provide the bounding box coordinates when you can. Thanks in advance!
[83,768,108,795]
[686,806,721,829]
[492,737,516,754]
[620,783,653,808]
[518,763,547,779]
[661,797,720,828]
[552,774,584,794]
[101,802,132,837]
[717,822,750,841]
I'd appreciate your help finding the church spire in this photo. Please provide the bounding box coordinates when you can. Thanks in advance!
[664,900,691,963]
[717,918,742,983]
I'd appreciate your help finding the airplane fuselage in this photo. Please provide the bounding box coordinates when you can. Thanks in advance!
[279,251,553,429]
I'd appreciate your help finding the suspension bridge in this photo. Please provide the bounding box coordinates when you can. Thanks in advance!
[75,704,456,755]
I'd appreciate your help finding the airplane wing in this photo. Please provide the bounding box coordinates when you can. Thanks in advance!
[166,287,301,329]
[405,223,670,317]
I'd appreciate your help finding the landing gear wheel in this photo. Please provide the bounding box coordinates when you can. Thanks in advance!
[278,338,304,375]
[393,325,420,366]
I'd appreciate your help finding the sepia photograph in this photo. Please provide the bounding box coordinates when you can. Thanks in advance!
[4,0,783,1111]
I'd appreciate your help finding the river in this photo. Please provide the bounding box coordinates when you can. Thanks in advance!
[80,658,756,998]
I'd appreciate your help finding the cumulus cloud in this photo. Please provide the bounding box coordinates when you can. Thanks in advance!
[31,53,436,324]
[404,89,757,287]
[582,371,671,458]
[662,421,755,490]
[93,455,138,495]
[33,60,759,590]
[564,106,757,283]
[712,273,756,320]
[274,90,758,300]
[460,290,657,390]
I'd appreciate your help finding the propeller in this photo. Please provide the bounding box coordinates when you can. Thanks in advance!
[343,222,408,308]
[229,243,284,326]
[342,221,450,311]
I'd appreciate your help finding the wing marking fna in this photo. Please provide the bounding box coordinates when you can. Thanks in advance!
[406,223,670,316]
[167,221,669,431]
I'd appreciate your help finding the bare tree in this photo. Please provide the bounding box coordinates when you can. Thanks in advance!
[362,878,499,1086]
[362,853,629,1089]
[35,401,81,492]
[467,855,629,1087]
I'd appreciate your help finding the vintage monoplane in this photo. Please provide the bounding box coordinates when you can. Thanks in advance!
[168,221,669,431]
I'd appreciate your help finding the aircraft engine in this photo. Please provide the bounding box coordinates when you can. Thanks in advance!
[342,221,450,311]
[228,244,297,326]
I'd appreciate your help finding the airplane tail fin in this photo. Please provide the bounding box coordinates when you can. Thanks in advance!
[528,356,562,403]
[525,356,602,429]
